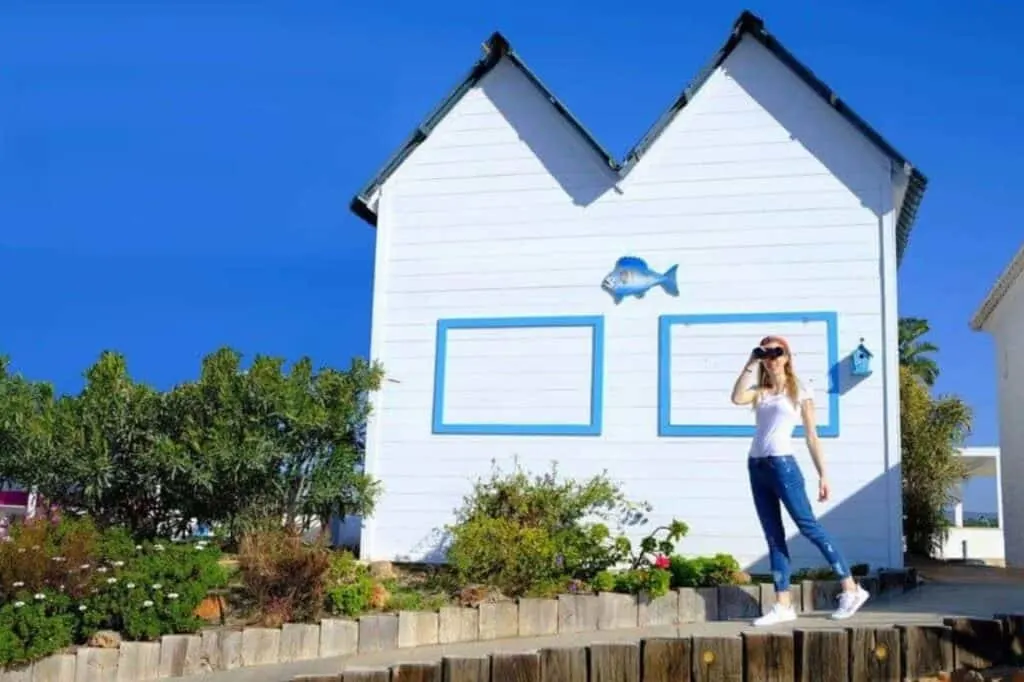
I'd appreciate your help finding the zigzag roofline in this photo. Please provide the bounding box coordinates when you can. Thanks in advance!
[350,10,927,264]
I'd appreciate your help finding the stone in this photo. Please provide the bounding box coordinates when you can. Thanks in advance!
[438,607,479,644]
[638,590,679,627]
[357,614,399,653]
[31,655,76,682]
[240,628,281,667]
[458,585,503,607]
[320,619,359,658]
[557,594,599,634]
[159,634,202,677]
[731,570,752,585]
[218,630,243,670]
[279,623,321,662]
[398,611,440,648]
[86,632,121,650]
[193,594,226,623]
[517,598,558,637]
[478,602,519,641]
[116,642,160,682]
[597,592,637,630]
[368,561,396,580]
[678,587,717,622]
[74,649,117,682]
[717,585,760,620]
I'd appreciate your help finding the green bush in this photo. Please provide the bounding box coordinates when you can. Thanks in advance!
[668,554,741,588]
[0,517,228,669]
[78,539,227,641]
[445,462,647,597]
[324,551,375,617]
[0,593,75,670]
[593,568,672,597]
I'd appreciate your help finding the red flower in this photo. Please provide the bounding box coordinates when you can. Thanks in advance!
[653,555,670,569]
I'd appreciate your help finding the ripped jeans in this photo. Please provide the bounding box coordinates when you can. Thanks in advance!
[748,455,850,592]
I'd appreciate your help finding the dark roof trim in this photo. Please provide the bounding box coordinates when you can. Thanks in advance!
[351,10,927,262]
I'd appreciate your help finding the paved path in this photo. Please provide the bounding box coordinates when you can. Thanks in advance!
[178,583,1024,682]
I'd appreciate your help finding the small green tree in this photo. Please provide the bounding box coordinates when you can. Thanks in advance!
[162,347,383,540]
[899,317,940,387]
[900,365,972,556]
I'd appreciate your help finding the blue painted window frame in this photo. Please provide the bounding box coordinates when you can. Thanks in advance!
[657,311,840,438]
[432,315,605,436]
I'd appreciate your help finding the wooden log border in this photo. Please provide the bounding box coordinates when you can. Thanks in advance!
[320,619,1022,682]
[0,571,931,682]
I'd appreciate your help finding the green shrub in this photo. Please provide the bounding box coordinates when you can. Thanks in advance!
[593,568,672,597]
[0,517,228,669]
[445,462,650,597]
[445,462,699,598]
[381,586,449,613]
[669,554,741,588]
[324,551,375,617]
[0,592,75,669]
[78,538,227,641]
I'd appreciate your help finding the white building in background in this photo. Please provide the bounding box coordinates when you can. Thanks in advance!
[939,447,1004,564]
[348,11,927,573]
[971,244,1024,567]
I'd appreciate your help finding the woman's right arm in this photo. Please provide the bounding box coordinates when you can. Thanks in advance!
[730,356,759,405]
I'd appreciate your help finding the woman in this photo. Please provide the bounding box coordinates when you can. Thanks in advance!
[730,335,869,626]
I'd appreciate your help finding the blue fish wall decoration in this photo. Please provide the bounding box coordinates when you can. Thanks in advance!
[601,256,680,304]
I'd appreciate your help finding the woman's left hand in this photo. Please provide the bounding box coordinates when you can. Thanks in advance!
[817,478,831,502]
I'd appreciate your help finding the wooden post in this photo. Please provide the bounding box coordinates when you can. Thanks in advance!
[742,632,794,681]
[794,630,847,682]
[540,648,587,682]
[847,627,900,682]
[443,656,490,682]
[588,643,640,682]
[897,625,953,680]
[943,617,1005,670]
[641,638,692,682]
[392,663,442,682]
[994,613,1024,665]
[691,636,742,682]
[343,671,390,682]
[492,652,542,682]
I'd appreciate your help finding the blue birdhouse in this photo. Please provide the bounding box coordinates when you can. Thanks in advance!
[851,339,874,377]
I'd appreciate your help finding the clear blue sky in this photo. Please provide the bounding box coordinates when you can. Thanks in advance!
[1,2,1019,488]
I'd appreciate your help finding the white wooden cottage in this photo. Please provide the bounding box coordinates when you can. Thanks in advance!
[349,11,926,573]
[971,244,1024,567]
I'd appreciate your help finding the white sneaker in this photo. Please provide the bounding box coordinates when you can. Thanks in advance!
[752,603,797,627]
[830,586,870,620]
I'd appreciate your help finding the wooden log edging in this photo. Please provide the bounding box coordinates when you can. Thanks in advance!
[308,616,1024,682]
[0,571,916,682]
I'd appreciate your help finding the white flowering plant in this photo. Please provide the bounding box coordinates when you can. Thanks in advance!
[0,518,227,668]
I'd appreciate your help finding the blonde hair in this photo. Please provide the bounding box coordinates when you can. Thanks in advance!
[754,335,801,408]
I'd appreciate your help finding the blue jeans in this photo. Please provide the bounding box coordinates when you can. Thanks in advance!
[748,455,850,592]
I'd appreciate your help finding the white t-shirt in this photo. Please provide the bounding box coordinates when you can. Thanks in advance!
[748,383,813,459]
